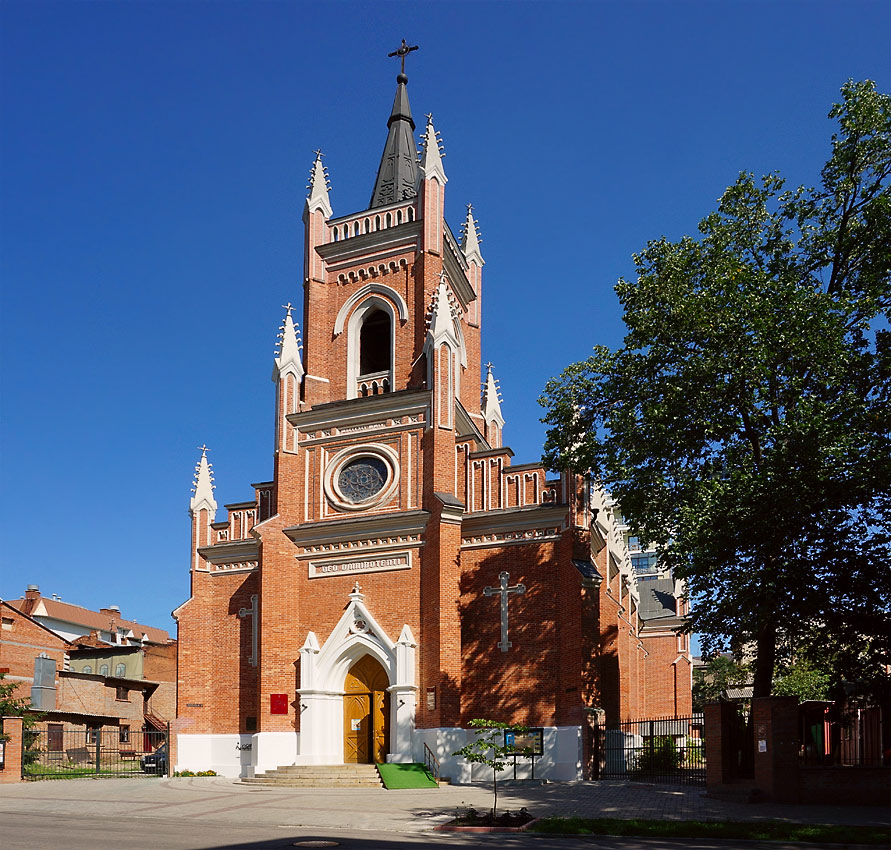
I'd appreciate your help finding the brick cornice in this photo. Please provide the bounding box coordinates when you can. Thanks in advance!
[283,509,430,549]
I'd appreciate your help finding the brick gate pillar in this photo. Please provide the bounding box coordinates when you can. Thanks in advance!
[0,716,24,783]
[752,696,800,803]
[704,701,739,788]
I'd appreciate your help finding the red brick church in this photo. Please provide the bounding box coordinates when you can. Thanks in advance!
[173,54,691,780]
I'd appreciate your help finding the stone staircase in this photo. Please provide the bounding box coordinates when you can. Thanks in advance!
[242,764,383,788]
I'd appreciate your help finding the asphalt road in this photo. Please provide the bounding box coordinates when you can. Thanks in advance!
[0,809,866,850]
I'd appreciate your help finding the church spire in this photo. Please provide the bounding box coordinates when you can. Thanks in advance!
[189,446,217,518]
[369,41,420,209]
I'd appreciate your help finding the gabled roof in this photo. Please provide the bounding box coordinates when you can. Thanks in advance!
[5,597,169,644]
[0,599,73,647]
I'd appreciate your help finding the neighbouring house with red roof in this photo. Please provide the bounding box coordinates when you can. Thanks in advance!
[6,585,169,646]
[0,588,176,750]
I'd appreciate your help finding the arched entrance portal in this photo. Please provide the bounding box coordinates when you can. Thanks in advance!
[343,655,390,763]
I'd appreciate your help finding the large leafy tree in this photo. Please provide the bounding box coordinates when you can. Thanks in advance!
[540,81,891,700]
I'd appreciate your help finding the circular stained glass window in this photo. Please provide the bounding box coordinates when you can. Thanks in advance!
[337,456,390,504]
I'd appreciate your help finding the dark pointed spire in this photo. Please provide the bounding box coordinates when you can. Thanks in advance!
[369,43,421,209]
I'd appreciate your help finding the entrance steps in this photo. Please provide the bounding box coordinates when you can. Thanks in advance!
[242,764,383,788]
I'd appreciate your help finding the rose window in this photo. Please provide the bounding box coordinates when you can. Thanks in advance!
[337,456,389,504]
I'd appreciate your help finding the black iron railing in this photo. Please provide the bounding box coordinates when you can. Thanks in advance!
[423,742,440,782]
[594,713,706,785]
[25,724,167,780]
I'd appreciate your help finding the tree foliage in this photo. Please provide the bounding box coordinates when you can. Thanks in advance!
[540,81,891,701]
[0,673,39,736]
[692,654,750,711]
[772,658,831,702]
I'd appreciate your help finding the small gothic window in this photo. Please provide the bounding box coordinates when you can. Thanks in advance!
[385,212,392,227]
[408,207,414,222]
[396,209,402,224]
[82,665,92,674]
[99,664,109,676]
[115,663,126,677]
[359,309,391,376]
[375,215,381,230]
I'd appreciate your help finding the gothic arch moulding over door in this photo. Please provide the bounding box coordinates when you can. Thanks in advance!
[343,654,390,763]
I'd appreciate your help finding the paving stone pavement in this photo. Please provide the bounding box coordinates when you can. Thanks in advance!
[0,776,887,834]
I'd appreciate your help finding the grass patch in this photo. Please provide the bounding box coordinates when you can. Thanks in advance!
[376,762,438,789]
[531,817,891,845]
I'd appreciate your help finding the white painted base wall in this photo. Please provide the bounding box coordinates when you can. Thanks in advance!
[176,725,582,782]
[176,732,298,778]
[413,725,582,783]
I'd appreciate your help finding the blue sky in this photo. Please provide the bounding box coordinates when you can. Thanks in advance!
[1,1,888,639]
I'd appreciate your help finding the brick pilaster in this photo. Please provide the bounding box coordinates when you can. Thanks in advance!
[0,716,24,783]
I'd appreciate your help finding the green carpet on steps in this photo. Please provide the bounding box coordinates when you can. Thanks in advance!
[376,762,438,789]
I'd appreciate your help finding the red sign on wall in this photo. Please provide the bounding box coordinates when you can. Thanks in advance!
[270,693,288,714]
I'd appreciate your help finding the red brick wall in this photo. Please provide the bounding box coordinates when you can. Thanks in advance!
[641,631,693,716]
[175,570,260,735]
[57,673,147,726]
[0,604,69,700]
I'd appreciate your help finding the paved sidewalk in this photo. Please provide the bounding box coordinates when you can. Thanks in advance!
[0,776,887,834]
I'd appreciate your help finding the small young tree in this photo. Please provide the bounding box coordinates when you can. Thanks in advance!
[452,719,527,820]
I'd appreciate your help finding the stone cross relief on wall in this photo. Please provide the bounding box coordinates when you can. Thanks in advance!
[483,571,526,652]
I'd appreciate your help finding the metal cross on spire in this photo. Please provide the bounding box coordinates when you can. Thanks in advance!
[483,571,526,652]
[197,444,210,455]
[282,302,294,315]
[388,39,419,75]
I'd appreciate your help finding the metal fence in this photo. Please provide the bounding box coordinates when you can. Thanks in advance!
[24,724,168,780]
[594,714,706,785]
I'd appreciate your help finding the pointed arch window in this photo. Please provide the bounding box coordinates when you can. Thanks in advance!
[359,309,390,377]
[347,297,396,399]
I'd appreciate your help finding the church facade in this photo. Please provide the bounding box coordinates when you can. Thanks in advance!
[173,64,692,781]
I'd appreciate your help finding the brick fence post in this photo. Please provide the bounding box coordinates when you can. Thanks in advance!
[704,701,738,788]
[752,696,800,803]
[0,716,25,783]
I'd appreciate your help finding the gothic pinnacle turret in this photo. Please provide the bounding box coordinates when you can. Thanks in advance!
[370,41,421,208]
[460,204,483,266]
[273,303,304,383]
[189,446,217,518]
[418,113,446,187]
[481,363,505,447]
[305,151,332,218]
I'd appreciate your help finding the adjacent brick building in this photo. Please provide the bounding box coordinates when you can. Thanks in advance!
[174,62,691,780]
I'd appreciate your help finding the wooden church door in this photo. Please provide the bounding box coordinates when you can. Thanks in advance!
[343,655,390,763]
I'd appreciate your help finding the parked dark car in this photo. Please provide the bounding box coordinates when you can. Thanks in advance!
[140,743,168,775]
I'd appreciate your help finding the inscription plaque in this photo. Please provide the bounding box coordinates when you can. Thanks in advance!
[308,551,411,579]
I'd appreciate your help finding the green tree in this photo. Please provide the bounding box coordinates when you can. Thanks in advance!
[452,719,527,819]
[692,654,750,711]
[772,659,831,701]
[0,672,36,734]
[0,672,43,767]
[540,80,891,701]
